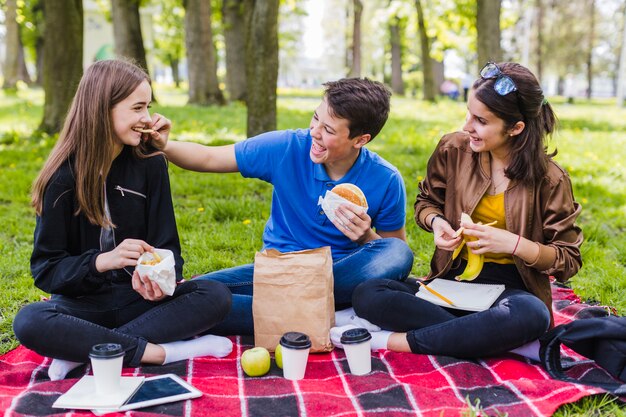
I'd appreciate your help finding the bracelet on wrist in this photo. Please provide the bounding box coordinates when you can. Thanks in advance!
[430,214,446,228]
[512,234,522,255]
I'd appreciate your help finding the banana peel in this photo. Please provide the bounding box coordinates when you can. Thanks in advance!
[452,213,496,281]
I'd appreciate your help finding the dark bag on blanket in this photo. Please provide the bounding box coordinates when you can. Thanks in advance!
[539,315,626,395]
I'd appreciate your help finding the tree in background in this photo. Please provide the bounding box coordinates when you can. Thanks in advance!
[415,0,436,101]
[184,0,225,105]
[2,0,31,90]
[388,10,406,95]
[504,0,622,100]
[245,0,279,137]
[222,0,248,102]
[476,0,502,68]
[276,0,306,88]
[541,2,588,95]
[592,0,624,98]
[2,0,21,90]
[8,0,626,112]
[18,0,44,85]
[347,0,363,77]
[618,1,626,106]
[152,0,185,88]
[39,0,83,134]
[535,0,544,81]
[110,0,149,74]
[585,0,595,99]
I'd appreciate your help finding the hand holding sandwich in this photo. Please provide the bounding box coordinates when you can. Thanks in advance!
[328,184,376,244]
[332,204,375,244]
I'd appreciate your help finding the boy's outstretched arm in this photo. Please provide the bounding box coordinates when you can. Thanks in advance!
[148,113,239,173]
[164,141,238,173]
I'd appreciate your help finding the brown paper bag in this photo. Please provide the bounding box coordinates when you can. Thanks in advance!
[252,246,335,352]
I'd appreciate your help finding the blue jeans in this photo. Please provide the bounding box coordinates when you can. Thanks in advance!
[352,263,551,358]
[12,279,231,366]
[197,238,414,335]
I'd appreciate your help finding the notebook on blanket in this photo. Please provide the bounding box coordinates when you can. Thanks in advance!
[416,278,505,311]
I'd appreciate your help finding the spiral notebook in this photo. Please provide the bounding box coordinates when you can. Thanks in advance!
[415,279,505,312]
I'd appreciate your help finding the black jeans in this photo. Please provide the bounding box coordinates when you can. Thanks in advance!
[352,262,551,358]
[13,279,231,366]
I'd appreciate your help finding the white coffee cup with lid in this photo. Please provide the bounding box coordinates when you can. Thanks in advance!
[279,332,312,380]
[89,343,125,396]
[340,328,372,375]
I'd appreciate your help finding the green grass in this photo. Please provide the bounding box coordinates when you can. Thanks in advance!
[1,85,625,416]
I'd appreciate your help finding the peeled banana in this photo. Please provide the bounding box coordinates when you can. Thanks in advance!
[452,213,496,281]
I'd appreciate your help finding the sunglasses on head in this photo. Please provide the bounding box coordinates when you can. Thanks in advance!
[480,62,517,96]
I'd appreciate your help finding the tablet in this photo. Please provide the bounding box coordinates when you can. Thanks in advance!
[94,374,202,414]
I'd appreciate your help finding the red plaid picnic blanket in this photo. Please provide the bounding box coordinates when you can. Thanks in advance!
[1,282,623,417]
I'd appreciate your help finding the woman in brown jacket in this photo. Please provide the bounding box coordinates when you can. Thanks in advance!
[331,62,583,359]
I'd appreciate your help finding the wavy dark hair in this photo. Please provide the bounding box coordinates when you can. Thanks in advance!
[32,59,153,227]
[473,62,557,184]
[323,78,392,141]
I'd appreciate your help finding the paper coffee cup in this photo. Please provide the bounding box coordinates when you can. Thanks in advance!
[279,332,312,381]
[89,343,125,396]
[340,328,372,375]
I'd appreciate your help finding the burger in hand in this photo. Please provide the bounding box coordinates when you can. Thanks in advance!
[319,183,369,225]
[330,183,368,208]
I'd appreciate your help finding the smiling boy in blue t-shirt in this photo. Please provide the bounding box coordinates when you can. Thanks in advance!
[152,78,414,335]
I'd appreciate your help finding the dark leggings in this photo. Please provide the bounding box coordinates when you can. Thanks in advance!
[13,279,231,366]
[352,262,551,358]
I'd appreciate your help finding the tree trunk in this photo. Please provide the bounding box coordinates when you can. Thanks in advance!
[389,15,404,95]
[185,0,225,105]
[2,0,20,90]
[222,0,248,102]
[477,0,502,69]
[415,0,436,102]
[245,0,279,137]
[39,0,83,134]
[586,0,595,100]
[110,0,149,72]
[348,0,363,78]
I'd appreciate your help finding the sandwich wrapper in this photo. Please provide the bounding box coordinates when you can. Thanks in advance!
[318,190,369,223]
[135,249,176,296]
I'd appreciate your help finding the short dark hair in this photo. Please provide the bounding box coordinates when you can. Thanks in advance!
[473,62,557,184]
[323,78,391,141]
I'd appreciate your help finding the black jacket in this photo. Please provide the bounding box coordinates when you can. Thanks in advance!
[31,146,183,296]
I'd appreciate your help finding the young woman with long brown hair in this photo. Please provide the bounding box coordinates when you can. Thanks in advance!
[13,59,232,380]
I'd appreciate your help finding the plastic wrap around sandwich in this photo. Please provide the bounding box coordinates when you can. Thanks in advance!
[318,183,369,223]
[135,249,176,296]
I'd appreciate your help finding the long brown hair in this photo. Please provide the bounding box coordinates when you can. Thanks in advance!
[473,62,557,184]
[32,59,152,227]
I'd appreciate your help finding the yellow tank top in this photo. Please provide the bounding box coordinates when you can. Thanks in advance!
[469,192,514,264]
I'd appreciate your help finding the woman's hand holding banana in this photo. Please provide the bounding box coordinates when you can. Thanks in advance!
[461,222,518,255]
[432,217,462,251]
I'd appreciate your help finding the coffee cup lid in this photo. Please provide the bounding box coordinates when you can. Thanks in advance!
[280,332,312,350]
[89,343,124,358]
[340,328,372,345]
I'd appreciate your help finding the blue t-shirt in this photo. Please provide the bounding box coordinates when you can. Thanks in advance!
[234,129,406,260]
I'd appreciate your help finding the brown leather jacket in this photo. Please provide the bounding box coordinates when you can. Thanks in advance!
[414,132,583,325]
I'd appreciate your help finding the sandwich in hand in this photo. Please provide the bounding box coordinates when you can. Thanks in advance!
[330,183,368,208]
